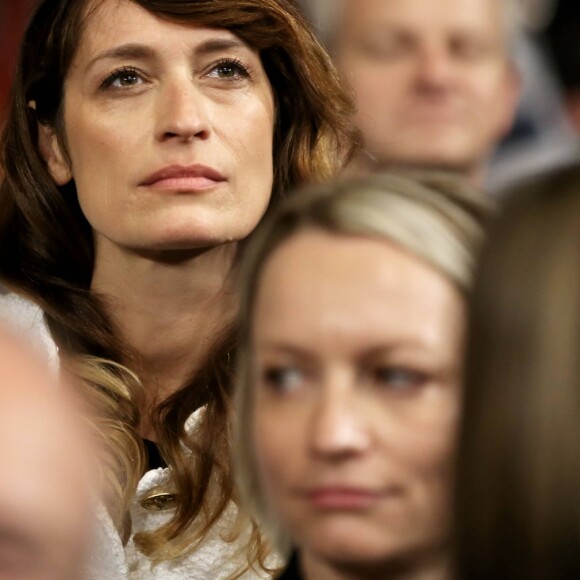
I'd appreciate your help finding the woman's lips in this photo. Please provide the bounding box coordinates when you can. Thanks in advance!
[140,164,226,192]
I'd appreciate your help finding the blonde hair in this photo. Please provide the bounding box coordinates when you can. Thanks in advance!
[233,170,491,552]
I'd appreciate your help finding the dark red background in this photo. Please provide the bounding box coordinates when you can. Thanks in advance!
[0,1,37,120]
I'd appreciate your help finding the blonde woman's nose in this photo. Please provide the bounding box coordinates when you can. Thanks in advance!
[308,376,371,460]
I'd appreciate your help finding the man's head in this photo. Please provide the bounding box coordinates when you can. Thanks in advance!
[308,0,520,182]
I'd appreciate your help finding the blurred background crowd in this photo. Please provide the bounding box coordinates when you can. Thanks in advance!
[299,0,580,191]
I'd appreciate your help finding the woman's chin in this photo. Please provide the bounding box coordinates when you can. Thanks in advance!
[298,521,442,571]
[302,533,402,566]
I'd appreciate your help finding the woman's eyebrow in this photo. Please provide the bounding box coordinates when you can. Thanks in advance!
[194,37,252,57]
[85,37,252,72]
[85,43,155,71]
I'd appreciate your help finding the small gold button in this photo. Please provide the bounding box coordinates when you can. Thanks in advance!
[140,492,177,511]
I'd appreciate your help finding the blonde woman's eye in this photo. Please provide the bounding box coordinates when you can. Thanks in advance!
[373,367,428,391]
[262,366,304,392]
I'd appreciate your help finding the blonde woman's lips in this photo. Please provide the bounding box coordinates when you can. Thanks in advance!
[305,486,386,510]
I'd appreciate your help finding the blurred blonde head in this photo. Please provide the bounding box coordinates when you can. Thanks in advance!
[234,170,491,552]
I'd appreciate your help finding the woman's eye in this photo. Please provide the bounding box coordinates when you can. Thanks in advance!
[372,367,428,391]
[101,68,144,90]
[261,366,304,392]
[207,59,250,81]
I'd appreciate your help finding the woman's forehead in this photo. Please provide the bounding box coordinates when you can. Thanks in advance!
[72,0,250,68]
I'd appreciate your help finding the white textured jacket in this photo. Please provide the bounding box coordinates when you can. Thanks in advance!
[0,293,272,579]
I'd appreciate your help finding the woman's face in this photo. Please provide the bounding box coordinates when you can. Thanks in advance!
[251,229,463,573]
[42,0,275,254]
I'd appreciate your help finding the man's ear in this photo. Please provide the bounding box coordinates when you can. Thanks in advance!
[498,64,522,139]
[37,123,73,185]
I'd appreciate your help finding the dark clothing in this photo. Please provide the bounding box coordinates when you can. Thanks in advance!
[143,438,167,470]
[277,553,303,580]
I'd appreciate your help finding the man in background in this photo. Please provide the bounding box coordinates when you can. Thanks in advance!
[305,0,520,184]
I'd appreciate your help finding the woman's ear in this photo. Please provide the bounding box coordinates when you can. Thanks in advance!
[37,123,73,186]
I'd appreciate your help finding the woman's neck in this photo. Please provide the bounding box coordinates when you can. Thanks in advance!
[300,549,450,580]
[91,240,238,422]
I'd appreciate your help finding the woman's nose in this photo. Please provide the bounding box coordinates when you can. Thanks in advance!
[155,79,210,142]
[309,380,371,460]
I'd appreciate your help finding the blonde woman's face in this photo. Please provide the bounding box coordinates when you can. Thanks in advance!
[252,230,463,573]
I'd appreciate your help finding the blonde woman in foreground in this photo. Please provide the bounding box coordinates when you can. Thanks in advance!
[234,172,490,580]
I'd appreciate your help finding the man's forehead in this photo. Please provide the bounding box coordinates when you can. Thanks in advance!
[340,0,506,34]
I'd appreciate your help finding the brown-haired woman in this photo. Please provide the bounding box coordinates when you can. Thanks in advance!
[0,0,357,578]
[454,164,580,579]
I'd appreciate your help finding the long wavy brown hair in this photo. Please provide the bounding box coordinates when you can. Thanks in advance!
[0,0,358,571]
